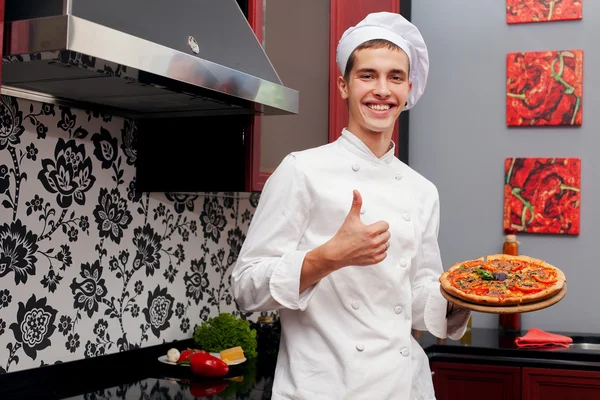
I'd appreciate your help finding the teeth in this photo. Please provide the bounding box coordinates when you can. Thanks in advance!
[367,104,391,111]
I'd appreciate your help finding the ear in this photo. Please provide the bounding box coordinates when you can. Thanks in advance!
[337,76,349,100]
[408,80,413,92]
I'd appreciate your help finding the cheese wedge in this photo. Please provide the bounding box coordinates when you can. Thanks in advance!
[220,346,245,364]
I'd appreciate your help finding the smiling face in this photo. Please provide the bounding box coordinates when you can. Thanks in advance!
[338,43,412,139]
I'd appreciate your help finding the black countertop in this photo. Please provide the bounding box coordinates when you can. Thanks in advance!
[418,328,600,371]
[2,328,600,399]
[0,338,277,400]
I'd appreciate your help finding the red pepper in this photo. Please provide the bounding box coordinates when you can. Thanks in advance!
[469,283,490,295]
[549,83,577,126]
[189,381,229,397]
[506,49,582,127]
[189,352,229,377]
[507,57,563,121]
[513,282,542,293]
[177,349,206,363]
[507,0,581,24]
[505,158,580,234]
[512,264,525,272]
[531,275,558,284]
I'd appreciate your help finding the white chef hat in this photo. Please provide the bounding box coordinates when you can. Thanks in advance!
[336,12,429,110]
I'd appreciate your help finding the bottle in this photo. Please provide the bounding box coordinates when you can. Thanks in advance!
[252,315,280,359]
[499,229,521,333]
[503,230,519,256]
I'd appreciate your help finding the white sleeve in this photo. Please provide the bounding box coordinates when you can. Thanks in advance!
[231,153,318,313]
[410,187,471,340]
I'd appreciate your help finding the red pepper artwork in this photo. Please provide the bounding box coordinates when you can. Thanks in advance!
[503,157,580,235]
[507,0,582,24]
[506,50,583,127]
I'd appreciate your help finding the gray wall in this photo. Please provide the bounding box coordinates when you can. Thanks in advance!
[410,2,599,332]
[259,0,330,173]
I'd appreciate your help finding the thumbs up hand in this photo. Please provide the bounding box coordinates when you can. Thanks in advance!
[322,190,391,270]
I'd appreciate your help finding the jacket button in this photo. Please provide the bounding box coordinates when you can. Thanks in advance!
[403,213,411,222]
[351,302,360,310]
[356,344,365,352]
[401,347,409,357]
[394,306,403,314]
[395,174,403,180]
[399,259,408,268]
[352,163,360,172]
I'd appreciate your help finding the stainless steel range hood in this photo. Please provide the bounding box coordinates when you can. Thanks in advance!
[2,0,299,118]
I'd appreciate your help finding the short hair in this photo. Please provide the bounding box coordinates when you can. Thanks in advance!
[343,39,408,82]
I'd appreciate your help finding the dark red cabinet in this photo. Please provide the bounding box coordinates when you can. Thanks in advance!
[522,367,600,400]
[431,361,600,400]
[431,361,521,400]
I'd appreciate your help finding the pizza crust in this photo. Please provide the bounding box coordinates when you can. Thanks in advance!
[485,253,518,261]
[439,264,460,296]
[440,282,524,305]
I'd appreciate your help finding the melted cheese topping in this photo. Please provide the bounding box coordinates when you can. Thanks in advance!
[450,259,555,296]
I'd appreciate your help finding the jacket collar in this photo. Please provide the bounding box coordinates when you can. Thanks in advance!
[338,128,396,164]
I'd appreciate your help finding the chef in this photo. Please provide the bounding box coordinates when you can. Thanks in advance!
[232,12,471,400]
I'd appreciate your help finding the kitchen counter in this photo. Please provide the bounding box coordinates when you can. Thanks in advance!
[418,327,600,371]
[2,328,600,399]
[0,337,277,400]
[60,356,276,400]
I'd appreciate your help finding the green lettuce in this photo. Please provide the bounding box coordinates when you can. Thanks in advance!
[193,313,258,359]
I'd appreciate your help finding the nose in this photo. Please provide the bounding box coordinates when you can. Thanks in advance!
[373,78,391,98]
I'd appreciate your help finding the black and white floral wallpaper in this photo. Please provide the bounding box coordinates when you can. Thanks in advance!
[0,95,261,374]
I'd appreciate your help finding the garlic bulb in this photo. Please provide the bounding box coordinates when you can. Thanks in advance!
[167,348,180,363]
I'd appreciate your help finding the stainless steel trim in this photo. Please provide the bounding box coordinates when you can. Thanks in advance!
[0,85,123,116]
[569,343,600,351]
[66,15,299,114]
[0,85,260,119]
[3,15,298,115]
[63,0,72,15]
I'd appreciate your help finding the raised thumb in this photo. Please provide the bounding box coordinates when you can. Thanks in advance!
[348,190,362,217]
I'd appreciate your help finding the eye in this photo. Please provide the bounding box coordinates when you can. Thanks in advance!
[360,74,374,80]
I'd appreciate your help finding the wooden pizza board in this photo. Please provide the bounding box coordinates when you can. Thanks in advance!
[440,284,567,314]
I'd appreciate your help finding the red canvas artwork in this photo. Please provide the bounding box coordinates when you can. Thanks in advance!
[504,158,580,235]
[506,50,583,127]
[507,0,582,24]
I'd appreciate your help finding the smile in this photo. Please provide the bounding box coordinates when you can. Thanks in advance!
[366,103,394,112]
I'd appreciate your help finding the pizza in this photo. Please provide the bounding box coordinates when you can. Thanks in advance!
[439,254,566,306]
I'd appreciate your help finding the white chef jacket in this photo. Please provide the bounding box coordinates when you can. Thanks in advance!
[232,129,470,400]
